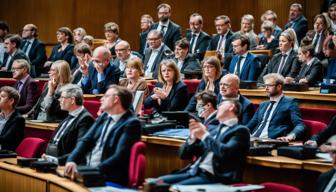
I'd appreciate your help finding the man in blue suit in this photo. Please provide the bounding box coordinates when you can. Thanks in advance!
[158,99,250,185]
[80,46,120,94]
[150,3,182,50]
[229,35,259,81]
[284,3,308,43]
[64,85,141,186]
[247,73,305,141]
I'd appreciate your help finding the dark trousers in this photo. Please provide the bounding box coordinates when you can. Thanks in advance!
[158,170,217,185]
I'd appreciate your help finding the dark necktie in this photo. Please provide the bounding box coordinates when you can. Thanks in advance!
[277,54,288,74]
[313,33,321,53]
[99,117,113,148]
[189,124,226,176]
[22,41,30,54]
[235,56,244,77]
[253,101,276,137]
[52,115,75,144]
[16,81,23,91]
[160,25,166,36]
[190,34,197,54]
[216,35,224,51]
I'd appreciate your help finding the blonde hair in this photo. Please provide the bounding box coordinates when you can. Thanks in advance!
[126,57,144,76]
[51,60,73,85]
[158,59,181,84]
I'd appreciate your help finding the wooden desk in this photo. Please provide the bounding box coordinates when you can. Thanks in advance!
[240,88,336,108]
[25,121,58,131]
[0,158,88,192]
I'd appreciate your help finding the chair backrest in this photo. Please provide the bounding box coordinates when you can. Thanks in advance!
[303,119,327,138]
[83,100,101,119]
[300,107,336,124]
[16,137,46,158]
[259,182,302,192]
[128,141,146,188]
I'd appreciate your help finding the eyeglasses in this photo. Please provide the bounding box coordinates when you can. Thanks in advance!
[202,65,215,69]
[147,37,160,41]
[59,95,73,100]
[264,84,277,88]
[115,48,127,52]
[220,83,231,88]
[11,67,23,72]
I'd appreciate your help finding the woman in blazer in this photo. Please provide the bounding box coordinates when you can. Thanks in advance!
[144,59,188,112]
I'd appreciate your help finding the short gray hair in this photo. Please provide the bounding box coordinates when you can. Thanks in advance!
[13,59,30,73]
[60,84,83,105]
[263,73,285,85]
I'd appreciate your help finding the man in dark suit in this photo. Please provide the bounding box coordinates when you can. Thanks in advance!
[144,30,173,79]
[158,99,250,185]
[0,86,24,151]
[194,90,219,128]
[323,37,336,80]
[247,73,305,141]
[1,34,29,72]
[261,10,282,40]
[44,84,94,165]
[150,3,182,50]
[229,35,259,81]
[174,38,201,79]
[12,59,38,114]
[81,46,120,94]
[21,24,47,77]
[139,14,154,56]
[186,13,211,61]
[284,3,308,43]
[218,74,254,125]
[315,136,336,192]
[64,85,141,186]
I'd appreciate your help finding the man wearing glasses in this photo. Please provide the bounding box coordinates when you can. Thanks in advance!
[64,85,141,186]
[12,59,38,114]
[81,46,120,94]
[247,73,305,141]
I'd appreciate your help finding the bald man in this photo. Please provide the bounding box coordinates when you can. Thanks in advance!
[112,40,140,77]
[21,24,47,77]
[218,74,254,125]
[80,46,121,94]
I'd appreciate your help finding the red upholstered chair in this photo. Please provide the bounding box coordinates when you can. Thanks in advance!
[16,137,46,158]
[300,107,336,124]
[259,182,302,192]
[303,120,327,138]
[0,79,16,87]
[83,100,101,119]
[128,141,146,188]
[183,79,201,95]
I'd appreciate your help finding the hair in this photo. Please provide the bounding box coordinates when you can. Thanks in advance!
[126,57,144,76]
[175,38,190,49]
[141,14,154,25]
[241,14,255,31]
[234,35,250,50]
[108,85,133,110]
[262,20,274,32]
[60,84,83,105]
[13,59,30,73]
[157,3,171,12]
[83,35,94,47]
[202,56,222,81]
[4,34,22,48]
[327,37,335,49]
[190,13,203,24]
[104,22,119,35]
[73,27,87,37]
[25,24,38,37]
[148,30,163,39]
[263,73,285,86]
[195,90,218,109]
[291,3,303,12]
[158,59,181,84]
[314,14,331,34]
[51,60,73,85]
[262,10,278,21]
[74,42,92,55]
[299,45,315,57]
[300,36,313,46]
[280,29,297,48]
[93,46,112,62]
[215,15,231,24]
[0,21,9,32]
[220,99,241,117]
[57,27,74,44]
[0,86,20,108]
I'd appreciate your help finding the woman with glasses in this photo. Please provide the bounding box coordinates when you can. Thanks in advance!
[104,22,122,60]
[119,57,149,97]
[185,56,222,113]
[25,60,72,122]
[144,59,188,112]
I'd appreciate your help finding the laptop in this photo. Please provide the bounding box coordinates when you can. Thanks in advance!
[132,90,145,115]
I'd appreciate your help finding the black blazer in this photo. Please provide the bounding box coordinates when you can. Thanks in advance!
[207,30,235,54]
[151,21,182,50]
[258,50,301,82]
[175,54,201,76]
[295,58,323,86]
[139,30,150,56]
[143,44,172,79]
[67,111,141,186]
[20,39,47,75]
[144,81,189,112]
[15,76,39,114]
[2,49,30,71]
[315,169,336,192]
[48,44,74,64]
[46,108,94,165]
[179,123,250,184]
[0,110,25,151]
[186,30,211,61]
[284,15,308,43]
[311,115,336,146]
